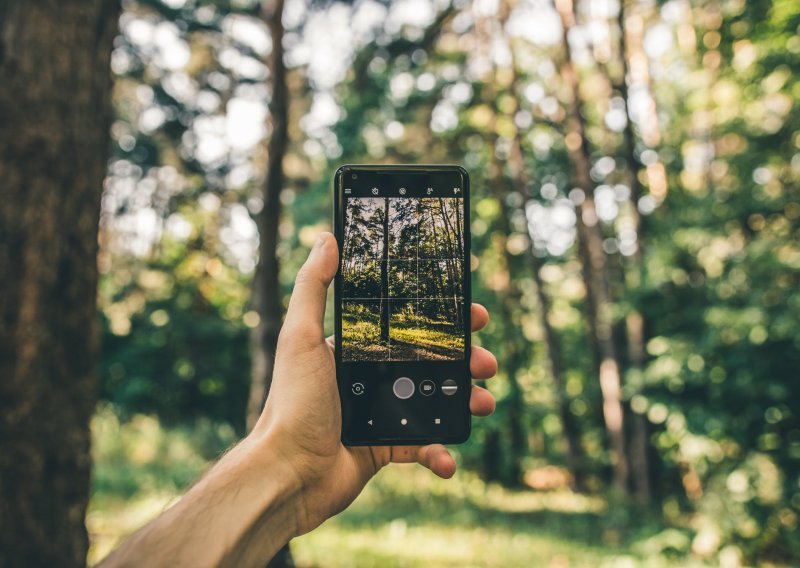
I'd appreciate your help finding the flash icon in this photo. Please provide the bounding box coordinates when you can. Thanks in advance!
[371,187,379,195]
[426,187,433,195]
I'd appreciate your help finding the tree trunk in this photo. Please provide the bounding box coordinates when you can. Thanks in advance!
[247,3,293,564]
[555,0,630,495]
[0,1,119,565]
[247,0,289,432]
[615,0,653,503]
[475,2,528,487]
[379,197,390,342]
[494,0,587,490]
[436,198,462,326]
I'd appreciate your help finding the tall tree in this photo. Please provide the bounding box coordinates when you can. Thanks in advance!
[380,197,390,342]
[555,0,630,495]
[498,4,587,488]
[247,0,289,432]
[477,6,527,486]
[246,3,293,564]
[0,1,119,565]
[614,0,653,503]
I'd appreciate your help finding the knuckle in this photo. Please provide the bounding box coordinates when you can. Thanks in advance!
[279,320,324,347]
[294,265,323,289]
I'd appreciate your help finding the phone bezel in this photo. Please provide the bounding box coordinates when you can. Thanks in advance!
[333,164,472,446]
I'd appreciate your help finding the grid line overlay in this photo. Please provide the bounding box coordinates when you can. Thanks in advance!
[341,196,464,361]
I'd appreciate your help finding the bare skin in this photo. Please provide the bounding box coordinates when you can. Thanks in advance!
[101,232,497,567]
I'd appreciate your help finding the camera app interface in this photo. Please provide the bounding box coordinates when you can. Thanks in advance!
[341,187,465,362]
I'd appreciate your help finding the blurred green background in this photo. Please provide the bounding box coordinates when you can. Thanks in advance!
[90,0,800,565]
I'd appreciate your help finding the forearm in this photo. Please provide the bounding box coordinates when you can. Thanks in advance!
[100,432,302,568]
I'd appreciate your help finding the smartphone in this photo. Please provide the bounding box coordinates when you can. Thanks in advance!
[333,164,471,446]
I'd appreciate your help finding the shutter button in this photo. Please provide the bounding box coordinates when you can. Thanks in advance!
[392,377,415,399]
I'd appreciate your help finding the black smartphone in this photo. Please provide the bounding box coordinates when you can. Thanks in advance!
[333,164,471,446]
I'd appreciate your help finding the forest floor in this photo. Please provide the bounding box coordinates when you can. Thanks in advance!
[343,312,463,361]
[86,407,713,567]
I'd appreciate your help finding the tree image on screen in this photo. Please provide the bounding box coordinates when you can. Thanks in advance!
[342,197,464,361]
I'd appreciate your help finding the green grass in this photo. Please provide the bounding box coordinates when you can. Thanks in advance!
[343,309,464,360]
[88,409,709,567]
[88,406,237,564]
[291,467,705,568]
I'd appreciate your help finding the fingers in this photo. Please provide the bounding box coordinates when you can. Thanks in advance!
[282,232,339,341]
[469,385,495,416]
[471,303,489,332]
[387,446,418,463]
[470,345,498,380]
[387,445,456,478]
[418,444,457,478]
[389,444,454,479]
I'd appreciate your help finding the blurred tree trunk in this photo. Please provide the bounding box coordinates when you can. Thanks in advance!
[475,8,526,487]
[615,0,653,503]
[0,1,119,565]
[247,0,288,431]
[487,150,527,486]
[555,0,630,495]
[248,1,293,565]
[497,0,587,491]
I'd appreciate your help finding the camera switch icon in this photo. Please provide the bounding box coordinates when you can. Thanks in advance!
[351,382,365,395]
[399,187,406,195]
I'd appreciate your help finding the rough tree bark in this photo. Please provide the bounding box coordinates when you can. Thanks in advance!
[0,1,119,565]
[555,0,630,495]
[247,0,289,432]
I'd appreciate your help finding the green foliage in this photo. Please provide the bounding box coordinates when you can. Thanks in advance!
[99,208,252,433]
[98,0,800,564]
[89,409,697,567]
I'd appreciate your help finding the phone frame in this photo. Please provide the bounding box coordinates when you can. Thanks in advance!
[333,164,472,446]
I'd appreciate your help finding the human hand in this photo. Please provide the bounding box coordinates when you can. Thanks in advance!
[249,231,498,536]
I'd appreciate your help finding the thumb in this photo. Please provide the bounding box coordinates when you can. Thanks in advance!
[282,232,339,342]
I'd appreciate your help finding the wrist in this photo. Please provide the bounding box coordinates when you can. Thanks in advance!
[102,431,306,567]
[208,433,306,564]
[246,423,336,537]
[242,425,311,533]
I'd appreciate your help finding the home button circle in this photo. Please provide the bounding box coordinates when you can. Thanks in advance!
[393,377,415,399]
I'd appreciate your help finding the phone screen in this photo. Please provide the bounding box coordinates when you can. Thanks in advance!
[334,165,471,445]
